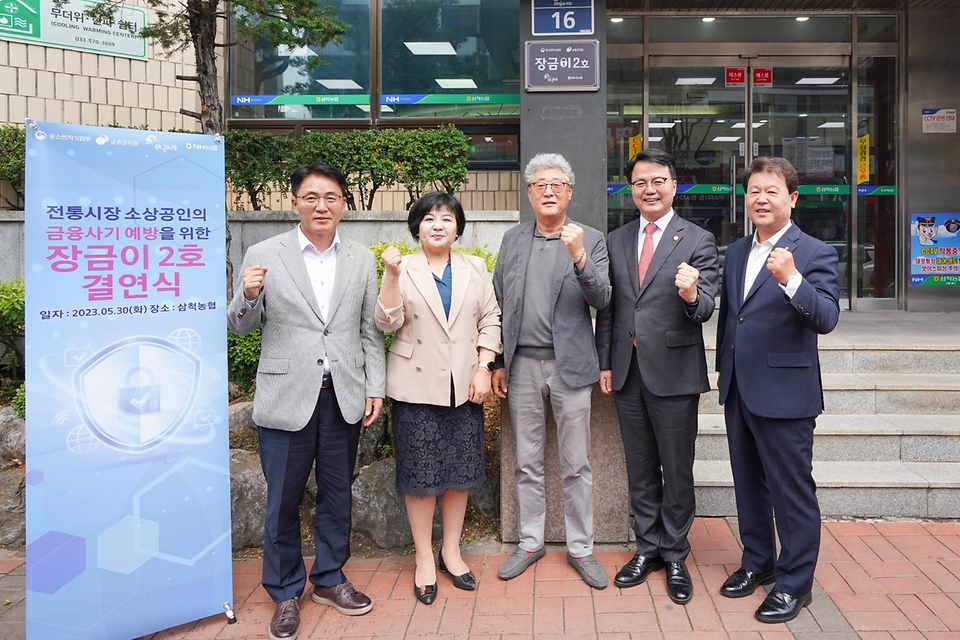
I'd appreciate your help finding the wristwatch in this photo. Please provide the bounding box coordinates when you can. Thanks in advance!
[478,361,496,371]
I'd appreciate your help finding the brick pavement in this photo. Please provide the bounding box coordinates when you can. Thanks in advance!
[2,518,959,639]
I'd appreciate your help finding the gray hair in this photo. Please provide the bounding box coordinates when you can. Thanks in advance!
[523,153,575,186]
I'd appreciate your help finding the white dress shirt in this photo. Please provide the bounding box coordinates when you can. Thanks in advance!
[743,221,802,301]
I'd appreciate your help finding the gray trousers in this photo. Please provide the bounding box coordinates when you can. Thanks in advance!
[508,354,594,556]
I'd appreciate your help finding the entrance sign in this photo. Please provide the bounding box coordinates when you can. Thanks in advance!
[921,108,957,134]
[531,0,594,36]
[525,39,600,92]
[0,0,147,59]
[910,212,960,286]
[752,67,773,86]
[24,121,232,639]
[725,67,746,87]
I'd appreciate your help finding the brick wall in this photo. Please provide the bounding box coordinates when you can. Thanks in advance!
[0,11,205,130]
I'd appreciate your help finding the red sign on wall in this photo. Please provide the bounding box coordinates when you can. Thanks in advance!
[725,67,746,87]
[753,68,773,86]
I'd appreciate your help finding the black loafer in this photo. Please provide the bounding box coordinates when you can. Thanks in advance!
[438,551,476,590]
[413,582,437,605]
[720,568,775,598]
[665,560,693,605]
[755,589,812,623]
[614,553,665,588]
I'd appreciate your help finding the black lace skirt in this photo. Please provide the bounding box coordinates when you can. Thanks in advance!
[392,399,486,498]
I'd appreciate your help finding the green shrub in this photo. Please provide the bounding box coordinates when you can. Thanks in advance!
[0,124,25,209]
[289,131,361,209]
[0,279,25,379]
[224,130,290,211]
[227,328,262,395]
[11,382,24,420]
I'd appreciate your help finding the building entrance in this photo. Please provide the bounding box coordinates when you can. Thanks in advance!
[607,15,900,308]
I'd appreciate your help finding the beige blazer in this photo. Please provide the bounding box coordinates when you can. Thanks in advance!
[375,250,502,407]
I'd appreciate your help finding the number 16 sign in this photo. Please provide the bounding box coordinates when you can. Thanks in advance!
[532,0,594,36]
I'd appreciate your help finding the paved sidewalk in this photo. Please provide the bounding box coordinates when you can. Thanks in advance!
[2,518,960,639]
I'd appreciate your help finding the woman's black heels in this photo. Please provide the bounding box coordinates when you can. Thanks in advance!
[438,551,477,590]
[413,581,437,605]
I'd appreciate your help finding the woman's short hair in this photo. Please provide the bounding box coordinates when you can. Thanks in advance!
[407,192,467,241]
[523,153,575,185]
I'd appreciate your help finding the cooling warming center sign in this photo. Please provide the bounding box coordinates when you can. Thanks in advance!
[23,121,233,639]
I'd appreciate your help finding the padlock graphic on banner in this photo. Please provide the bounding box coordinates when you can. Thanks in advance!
[117,366,162,415]
[64,337,94,368]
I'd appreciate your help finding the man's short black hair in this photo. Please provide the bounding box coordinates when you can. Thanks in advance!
[290,163,349,198]
[407,192,466,241]
[625,148,678,181]
[742,156,799,194]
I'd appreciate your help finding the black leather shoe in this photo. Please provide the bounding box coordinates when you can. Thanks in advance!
[665,560,693,605]
[438,551,476,590]
[413,582,437,605]
[269,598,300,640]
[755,589,812,623]
[720,568,775,598]
[614,553,665,588]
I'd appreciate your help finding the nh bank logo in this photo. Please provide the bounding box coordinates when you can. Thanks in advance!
[0,0,38,36]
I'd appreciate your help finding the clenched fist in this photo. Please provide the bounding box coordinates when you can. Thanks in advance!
[242,265,268,300]
[675,262,700,304]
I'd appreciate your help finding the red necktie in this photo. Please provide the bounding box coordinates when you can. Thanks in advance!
[637,222,658,287]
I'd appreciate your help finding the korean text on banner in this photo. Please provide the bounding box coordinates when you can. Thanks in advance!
[857,134,870,185]
[910,212,960,287]
[23,121,232,640]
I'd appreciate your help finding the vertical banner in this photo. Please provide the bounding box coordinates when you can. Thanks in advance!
[910,213,960,286]
[857,134,870,185]
[23,121,232,639]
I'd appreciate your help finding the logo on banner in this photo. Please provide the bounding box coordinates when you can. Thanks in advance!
[72,335,201,453]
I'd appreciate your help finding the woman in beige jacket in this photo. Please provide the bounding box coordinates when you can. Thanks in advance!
[375,192,501,605]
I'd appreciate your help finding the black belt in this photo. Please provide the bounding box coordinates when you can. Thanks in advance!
[320,374,334,389]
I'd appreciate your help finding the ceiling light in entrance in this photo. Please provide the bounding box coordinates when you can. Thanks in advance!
[675,77,716,85]
[319,79,363,90]
[796,77,840,85]
[404,42,457,55]
[713,136,741,142]
[648,137,664,142]
[610,17,624,23]
[436,78,478,89]
[648,122,677,129]
[817,122,846,128]
[702,17,715,22]
[731,122,766,129]
[796,16,810,22]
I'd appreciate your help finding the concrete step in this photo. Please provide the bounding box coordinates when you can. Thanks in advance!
[694,460,960,518]
[696,414,960,462]
[698,373,960,415]
[704,345,960,375]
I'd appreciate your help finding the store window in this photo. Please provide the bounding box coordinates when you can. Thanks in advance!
[379,0,520,118]
[230,0,371,120]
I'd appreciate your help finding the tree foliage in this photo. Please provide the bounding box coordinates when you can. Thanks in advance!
[0,125,26,209]
[224,130,290,210]
[0,279,25,380]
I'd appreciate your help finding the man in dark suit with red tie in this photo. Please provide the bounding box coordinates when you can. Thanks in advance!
[716,157,840,623]
[596,148,719,604]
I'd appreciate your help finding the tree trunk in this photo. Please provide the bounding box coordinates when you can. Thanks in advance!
[187,0,232,297]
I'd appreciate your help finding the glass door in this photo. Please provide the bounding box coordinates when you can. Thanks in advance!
[645,56,853,301]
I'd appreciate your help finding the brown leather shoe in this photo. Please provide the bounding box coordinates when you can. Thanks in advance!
[311,581,373,616]
[269,597,300,640]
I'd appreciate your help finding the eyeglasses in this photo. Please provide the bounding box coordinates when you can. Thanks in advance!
[528,181,570,195]
[630,177,671,190]
[295,193,344,206]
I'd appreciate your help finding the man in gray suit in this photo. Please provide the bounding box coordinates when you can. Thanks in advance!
[492,153,612,589]
[227,163,385,640]
[595,149,719,604]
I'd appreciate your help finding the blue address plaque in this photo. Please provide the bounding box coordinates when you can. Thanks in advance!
[532,0,594,36]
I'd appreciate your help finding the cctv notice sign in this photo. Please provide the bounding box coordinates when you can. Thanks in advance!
[0,0,147,59]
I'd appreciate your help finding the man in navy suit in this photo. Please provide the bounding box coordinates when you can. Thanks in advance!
[715,157,840,623]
